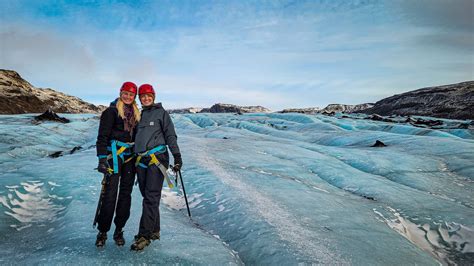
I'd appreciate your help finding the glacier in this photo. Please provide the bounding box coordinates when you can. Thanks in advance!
[0,113,473,265]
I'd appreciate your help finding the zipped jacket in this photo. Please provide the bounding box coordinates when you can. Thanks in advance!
[96,99,137,156]
[134,103,180,155]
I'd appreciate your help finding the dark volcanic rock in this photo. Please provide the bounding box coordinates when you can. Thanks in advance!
[361,81,474,119]
[49,151,63,158]
[70,146,82,154]
[365,114,395,123]
[362,195,376,201]
[411,118,443,128]
[48,146,83,158]
[34,109,70,123]
[371,140,387,147]
[321,111,336,116]
[0,69,105,114]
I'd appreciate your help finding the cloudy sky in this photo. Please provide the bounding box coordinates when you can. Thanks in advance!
[1,0,473,110]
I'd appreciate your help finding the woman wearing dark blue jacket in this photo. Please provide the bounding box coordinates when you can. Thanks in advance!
[131,84,182,251]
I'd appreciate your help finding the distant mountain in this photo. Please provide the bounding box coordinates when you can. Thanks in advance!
[278,104,373,114]
[279,107,320,114]
[321,103,374,113]
[0,69,104,114]
[361,81,474,120]
[200,103,271,114]
[168,107,204,114]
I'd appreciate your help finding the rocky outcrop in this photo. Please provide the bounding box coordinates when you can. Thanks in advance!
[361,81,474,120]
[0,69,105,114]
[34,109,70,123]
[321,103,374,114]
[200,103,271,113]
[169,107,204,114]
[371,140,387,147]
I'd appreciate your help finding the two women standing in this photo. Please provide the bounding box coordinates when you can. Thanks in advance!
[95,82,182,251]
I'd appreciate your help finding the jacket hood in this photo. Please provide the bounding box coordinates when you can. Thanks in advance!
[110,98,119,107]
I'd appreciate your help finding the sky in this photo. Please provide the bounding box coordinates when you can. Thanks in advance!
[1,0,473,111]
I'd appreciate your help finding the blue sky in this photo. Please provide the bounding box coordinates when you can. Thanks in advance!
[1,0,473,110]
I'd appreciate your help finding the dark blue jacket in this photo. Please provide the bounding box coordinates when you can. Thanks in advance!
[134,103,180,155]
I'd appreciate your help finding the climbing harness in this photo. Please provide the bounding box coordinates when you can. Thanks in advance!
[98,140,135,174]
[135,145,174,188]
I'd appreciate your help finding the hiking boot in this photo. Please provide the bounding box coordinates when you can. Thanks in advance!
[113,230,125,246]
[95,232,107,247]
[150,231,160,241]
[130,236,151,251]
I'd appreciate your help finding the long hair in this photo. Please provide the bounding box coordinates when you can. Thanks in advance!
[116,98,141,122]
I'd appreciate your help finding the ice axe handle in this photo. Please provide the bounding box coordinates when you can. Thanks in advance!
[178,169,191,217]
[93,173,110,228]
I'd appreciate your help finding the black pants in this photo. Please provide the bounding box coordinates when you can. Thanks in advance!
[97,156,136,233]
[136,160,165,239]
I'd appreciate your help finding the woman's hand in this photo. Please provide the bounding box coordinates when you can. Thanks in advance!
[172,153,183,172]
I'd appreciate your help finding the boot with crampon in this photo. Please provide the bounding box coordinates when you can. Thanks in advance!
[95,232,107,247]
[113,229,125,246]
[130,235,151,251]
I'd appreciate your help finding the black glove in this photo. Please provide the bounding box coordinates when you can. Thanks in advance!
[172,153,182,172]
[97,157,110,175]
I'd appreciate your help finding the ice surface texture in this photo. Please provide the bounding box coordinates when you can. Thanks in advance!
[0,113,472,265]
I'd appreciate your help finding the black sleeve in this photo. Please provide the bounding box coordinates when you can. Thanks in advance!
[162,110,180,155]
[96,108,115,156]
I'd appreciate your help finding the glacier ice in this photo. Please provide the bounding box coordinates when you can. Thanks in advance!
[0,113,472,265]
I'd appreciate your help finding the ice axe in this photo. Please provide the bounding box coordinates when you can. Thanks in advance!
[171,165,191,217]
[93,171,112,228]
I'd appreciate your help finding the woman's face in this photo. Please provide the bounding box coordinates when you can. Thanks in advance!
[120,91,136,105]
[139,93,154,107]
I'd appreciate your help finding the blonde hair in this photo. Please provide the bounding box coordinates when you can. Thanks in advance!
[116,98,141,122]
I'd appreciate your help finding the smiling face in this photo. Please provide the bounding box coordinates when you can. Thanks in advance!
[120,90,136,105]
[139,93,155,107]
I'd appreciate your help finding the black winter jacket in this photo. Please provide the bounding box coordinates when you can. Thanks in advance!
[96,99,137,156]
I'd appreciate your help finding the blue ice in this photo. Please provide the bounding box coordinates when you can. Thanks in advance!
[0,113,473,265]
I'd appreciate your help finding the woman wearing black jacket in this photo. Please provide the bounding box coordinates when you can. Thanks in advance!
[130,84,183,251]
[95,81,141,247]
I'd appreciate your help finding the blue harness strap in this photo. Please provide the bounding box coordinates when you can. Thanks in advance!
[135,145,174,188]
[145,145,167,156]
[109,140,134,174]
[138,162,148,169]
[135,145,167,169]
[111,140,118,174]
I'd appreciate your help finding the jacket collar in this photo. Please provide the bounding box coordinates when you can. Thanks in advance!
[110,98,119,107]
[142,102,162,111]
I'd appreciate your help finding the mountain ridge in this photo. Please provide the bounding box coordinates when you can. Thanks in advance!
[0,69,104,114]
